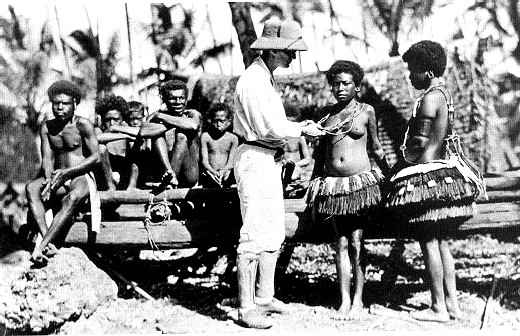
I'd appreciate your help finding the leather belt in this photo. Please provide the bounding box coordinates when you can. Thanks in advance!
[243,141,284,161]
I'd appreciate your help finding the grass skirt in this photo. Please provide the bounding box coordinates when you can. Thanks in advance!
[306,168,384,216]
[385,161,480,224]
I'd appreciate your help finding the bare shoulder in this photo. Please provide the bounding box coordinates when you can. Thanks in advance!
[357,102,374,124]
[420,90,447,118]
[361,102,375,115]
[201,131,211,141]
[224,131,238,142]
[75,116,95,134]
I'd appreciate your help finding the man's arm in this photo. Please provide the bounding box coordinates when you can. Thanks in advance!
[223,133,239,170]
[40,122,54,179]
[152,110,201,132]
[407,92,446,153]
[366,106,390,174]
[109,122,167,138]
[200,133,218,175]
[97,131,133,144]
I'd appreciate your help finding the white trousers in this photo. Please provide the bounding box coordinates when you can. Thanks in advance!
[234,144,285,254]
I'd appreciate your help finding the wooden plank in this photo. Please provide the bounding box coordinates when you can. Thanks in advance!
[65,201,520,247]
[67,217,240,247]
[100,187,238,204]
[98,183,520,205]
[485,176,520,190]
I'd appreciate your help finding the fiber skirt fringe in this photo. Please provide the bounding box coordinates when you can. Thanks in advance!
[385,165,479,223]
[397,201,475,224]
[306,168,384,216]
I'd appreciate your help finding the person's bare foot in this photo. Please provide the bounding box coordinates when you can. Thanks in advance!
[446,300,464,320]
[347,305,364,320]
[30,249,48,268]
[410,308,450,323]
[162,170,178,187]
[43,243,58,257]
[331,303,350,320]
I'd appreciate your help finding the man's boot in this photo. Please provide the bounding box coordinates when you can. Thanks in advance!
[256,250,293,314]
[236,253,272,329]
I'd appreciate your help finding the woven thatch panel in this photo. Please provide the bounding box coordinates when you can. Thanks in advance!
[190,57,500,172]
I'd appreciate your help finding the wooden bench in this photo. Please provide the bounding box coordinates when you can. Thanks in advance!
[64,176,520,248]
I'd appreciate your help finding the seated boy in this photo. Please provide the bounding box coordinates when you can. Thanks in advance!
[94,94,135,190]
[200,103,238,187]
[122,101,154,189]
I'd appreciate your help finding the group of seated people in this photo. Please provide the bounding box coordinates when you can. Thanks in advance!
[93,82,311,192]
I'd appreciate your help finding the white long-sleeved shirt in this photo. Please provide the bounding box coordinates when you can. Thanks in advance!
[233,57,301,148]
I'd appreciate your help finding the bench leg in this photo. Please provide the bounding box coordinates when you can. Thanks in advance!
[380,239,406,298]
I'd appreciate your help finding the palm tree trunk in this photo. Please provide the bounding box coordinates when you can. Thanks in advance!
[508,0,520,61]
[229,2,259,68]
[388,0,404,56]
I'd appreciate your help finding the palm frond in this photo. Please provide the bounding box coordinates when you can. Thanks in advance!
[69,30,98,58]
[403,0,434,19]
[190,42,232,67]
[8,5,24,49]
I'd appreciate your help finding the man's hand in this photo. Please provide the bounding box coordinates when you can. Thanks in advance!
[301,121,325,137]
[298,120,313,127]
[41,169,67,201]
[218,168,232,182]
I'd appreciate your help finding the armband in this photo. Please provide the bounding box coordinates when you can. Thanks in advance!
[411,117,433,138]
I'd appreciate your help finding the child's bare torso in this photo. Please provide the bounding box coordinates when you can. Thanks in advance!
[206,132,235,170]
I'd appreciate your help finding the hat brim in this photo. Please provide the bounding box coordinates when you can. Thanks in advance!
[250,37,307,51]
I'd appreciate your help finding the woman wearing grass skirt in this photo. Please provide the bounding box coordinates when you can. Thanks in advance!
[306,60,390,319]
[385,40,486,322]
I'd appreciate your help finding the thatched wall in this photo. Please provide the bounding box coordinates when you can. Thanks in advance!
[190,57,502,172]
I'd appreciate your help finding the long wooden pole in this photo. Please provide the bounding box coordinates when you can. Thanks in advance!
[53,5,71,79]
[92,252,154,300]
[125,3,134,84]
[98,187,520,205]
[205,4,223,74]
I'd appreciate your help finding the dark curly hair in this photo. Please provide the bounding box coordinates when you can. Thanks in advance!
[402,40,447,77]
[95,94,128,118]
[47,80,82,103]
[128,101,145,114]
[207,103,230,119]
[159,79,188,99]
[326,60,364,86]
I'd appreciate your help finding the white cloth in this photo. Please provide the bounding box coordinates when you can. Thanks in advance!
[234,144,285,254]
[35,172,101,248]
[233,57,299,253]
[233,57,301,148]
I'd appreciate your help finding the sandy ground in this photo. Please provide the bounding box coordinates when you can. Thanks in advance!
[58,235,520,334]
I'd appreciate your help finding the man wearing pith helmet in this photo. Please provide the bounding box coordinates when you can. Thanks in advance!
[232,18,324,329]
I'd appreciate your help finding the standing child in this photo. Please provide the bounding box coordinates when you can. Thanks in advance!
[306,60,390,319]
[200,103,239,187]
